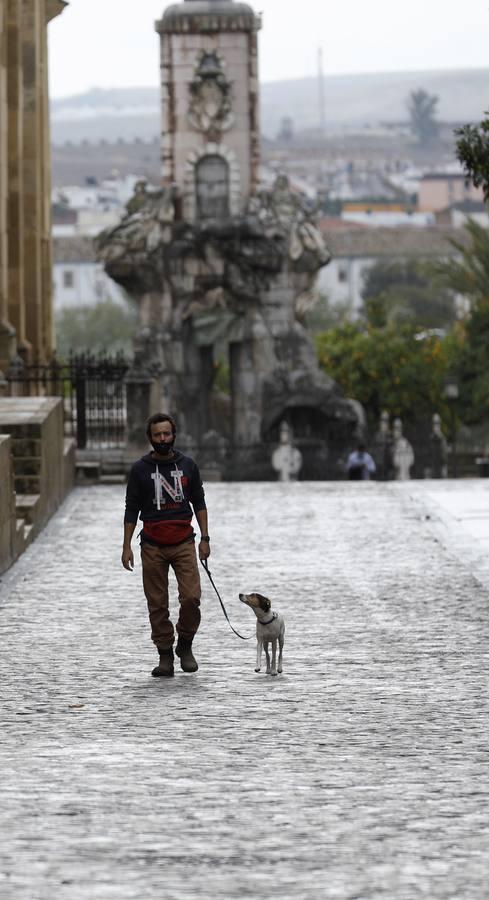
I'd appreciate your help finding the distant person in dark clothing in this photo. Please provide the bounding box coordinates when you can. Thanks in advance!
[346,444,376,481]
[122,413,210,678]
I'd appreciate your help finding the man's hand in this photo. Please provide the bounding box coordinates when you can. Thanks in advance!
[199,539,211,561]
[122,546,134,570]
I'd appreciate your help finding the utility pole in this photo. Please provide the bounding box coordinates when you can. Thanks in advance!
[317,46,326,139]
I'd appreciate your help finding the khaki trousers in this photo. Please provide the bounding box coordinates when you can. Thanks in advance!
[141,539,201,651]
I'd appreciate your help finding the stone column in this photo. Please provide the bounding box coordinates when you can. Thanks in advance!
[7,0,28,362]
[248,23,260,193]
[21,0,44,361]
[124,363,163,458]
[0,0,17,378]
[40,0,60,361]
[230,340,261,448]
[159,30,175,185]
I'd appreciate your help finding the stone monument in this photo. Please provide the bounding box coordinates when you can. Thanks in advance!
[98,0,360,476]
[392,418,414,480]
[372,410,393,481]
[271,421,302,482]
[430,413,448,478]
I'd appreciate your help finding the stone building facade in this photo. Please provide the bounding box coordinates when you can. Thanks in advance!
[0,0,66,380]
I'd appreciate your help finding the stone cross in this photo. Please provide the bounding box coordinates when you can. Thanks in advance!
[271,421,303,482]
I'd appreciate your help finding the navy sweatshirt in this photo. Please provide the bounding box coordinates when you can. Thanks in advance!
[124,450,206,545]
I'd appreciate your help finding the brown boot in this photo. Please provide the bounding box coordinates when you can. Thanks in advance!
[175,637,198,673]
[151,648,174,677]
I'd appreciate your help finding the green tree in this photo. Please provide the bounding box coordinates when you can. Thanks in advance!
[454,304,489,423]
[407,89,440,145]
[438,218,489,306]
[436,220,489,423]
[361,259,456,330]
[55,299,138,357]
[305,292,352,335]
[455,112,489,201]
[315,322,451,428]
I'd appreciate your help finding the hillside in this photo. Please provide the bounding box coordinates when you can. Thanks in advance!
[50,67,489,145]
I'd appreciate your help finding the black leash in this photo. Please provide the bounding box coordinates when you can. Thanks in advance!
[200,559,252,640]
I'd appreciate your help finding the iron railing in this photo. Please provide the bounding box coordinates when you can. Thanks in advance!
[7,353,129,449]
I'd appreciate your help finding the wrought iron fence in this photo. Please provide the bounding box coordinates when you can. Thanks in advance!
[7,353,129,449]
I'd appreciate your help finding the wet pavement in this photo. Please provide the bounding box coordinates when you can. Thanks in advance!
[1,479,489,899]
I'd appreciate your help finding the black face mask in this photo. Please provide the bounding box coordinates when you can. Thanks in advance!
[151,438,175,456]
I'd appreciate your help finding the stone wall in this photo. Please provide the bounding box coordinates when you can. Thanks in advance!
[0,396,75,574]
[0,433,16,573]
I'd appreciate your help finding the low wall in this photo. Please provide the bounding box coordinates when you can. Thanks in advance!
[0,435,16,574]
[0,397,75,574]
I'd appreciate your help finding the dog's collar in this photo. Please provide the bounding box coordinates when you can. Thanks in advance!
[260,612,277,626]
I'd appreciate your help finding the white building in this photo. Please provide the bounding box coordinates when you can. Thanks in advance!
[434,200,489,229]
[52,237,128,310]
[52,174,154,237]
[342,209,434,228]
[317,224,468,314]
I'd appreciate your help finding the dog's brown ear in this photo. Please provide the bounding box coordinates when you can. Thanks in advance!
[256,593,271,611]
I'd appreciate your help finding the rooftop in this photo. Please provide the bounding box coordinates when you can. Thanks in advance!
[320,225,469,258]
[53,236,97,263]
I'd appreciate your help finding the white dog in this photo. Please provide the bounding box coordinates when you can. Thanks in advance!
[239,592,285,676]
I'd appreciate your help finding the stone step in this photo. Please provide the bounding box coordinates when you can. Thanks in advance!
[75,460,101,484]
[11,456,42,476]
[99,473,127,485]
[14,475,41,494]
[14,518,26,558]
[15,494,41,526]
[10,438,41,458]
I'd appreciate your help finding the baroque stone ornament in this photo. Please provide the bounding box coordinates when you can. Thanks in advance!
[188,51,234,135]
[98,173,361,478]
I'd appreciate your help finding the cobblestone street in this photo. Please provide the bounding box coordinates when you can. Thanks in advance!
[1,480,489,900]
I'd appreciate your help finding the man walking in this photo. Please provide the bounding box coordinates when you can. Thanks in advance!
[122,413,210,677]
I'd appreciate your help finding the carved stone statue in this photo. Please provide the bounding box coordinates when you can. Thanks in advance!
[97,173,359,476]
[392,418,415,480]
[430,413,448,478]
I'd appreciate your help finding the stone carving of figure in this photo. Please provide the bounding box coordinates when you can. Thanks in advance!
[392,418,414,480]
[125,180,148,215]
[248,175,331,269]
[430,413,448,478]
[271,421,303,482]
[372,410,393,480]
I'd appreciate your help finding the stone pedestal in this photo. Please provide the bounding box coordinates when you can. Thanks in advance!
[0,396,74,572]
[124,365,164,457]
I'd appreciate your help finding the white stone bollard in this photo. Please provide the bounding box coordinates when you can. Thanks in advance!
[271,421,303,482]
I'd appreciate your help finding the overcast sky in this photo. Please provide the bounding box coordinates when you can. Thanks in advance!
[48,0,489,98]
